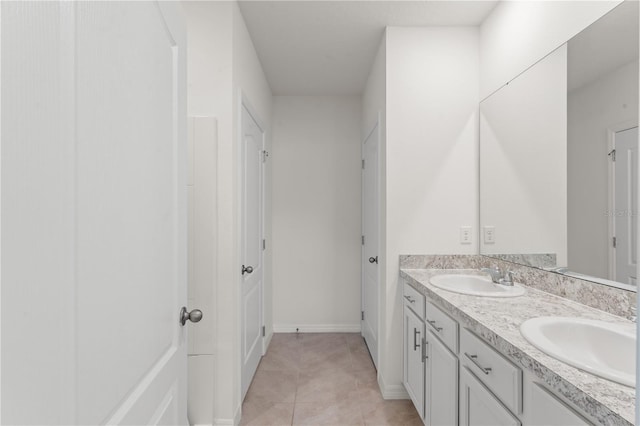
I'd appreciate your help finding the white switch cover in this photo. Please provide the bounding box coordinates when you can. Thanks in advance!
[484,226,495,244]
[460,226,472,244]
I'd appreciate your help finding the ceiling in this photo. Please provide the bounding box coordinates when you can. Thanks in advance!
[238,1,499,95]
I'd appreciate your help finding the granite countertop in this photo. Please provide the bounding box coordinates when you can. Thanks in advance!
[400,268,636,426]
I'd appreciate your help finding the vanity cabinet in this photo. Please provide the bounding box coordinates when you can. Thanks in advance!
[402,282,596,426]
[425,330,458,426]
[528,382,590,426]
[460,328,522,415]
[460,366,521,426]
[403,281,459,425]
[403,282,426,418]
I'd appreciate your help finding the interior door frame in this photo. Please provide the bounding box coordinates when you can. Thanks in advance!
[237,90,266,397]
[607,120,638,281]
[361,113,381,367]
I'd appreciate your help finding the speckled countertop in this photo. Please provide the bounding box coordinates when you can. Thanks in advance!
[400,268,636,426]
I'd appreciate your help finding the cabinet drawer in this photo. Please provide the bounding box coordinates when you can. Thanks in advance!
[403,282,425,318]
[460,328,522,415]
[425,301,459,353]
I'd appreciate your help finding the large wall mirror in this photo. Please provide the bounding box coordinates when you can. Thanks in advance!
[480,0,639,291]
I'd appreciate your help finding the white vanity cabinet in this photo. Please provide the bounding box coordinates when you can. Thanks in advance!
[425,330,459,426]
[528,382,590,426]
[460,328,522,415]
[460,366,521,426]
[403,283,426,418]
[403,281,459,425]
[401,276,606,426]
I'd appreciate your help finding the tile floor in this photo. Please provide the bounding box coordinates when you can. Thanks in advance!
[240,333,422,426]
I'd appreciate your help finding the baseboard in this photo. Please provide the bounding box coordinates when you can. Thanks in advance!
[213,404,241,426]
[272,323,361,333]
[378,372,409,400]
[263,330,273,355]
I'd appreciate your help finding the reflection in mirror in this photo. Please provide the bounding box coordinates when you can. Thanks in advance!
[568,1,639,286]
[479,1,639,290]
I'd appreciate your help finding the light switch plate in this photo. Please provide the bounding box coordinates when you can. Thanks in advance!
[460,226,472,244]
[484,226,496,244]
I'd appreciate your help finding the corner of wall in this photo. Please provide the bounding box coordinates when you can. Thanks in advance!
[378,371,409,400]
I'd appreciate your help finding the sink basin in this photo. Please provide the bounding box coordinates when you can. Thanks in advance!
[520,317,636,387]
[429,274,525,297]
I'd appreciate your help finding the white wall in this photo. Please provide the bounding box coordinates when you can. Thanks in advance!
[272,96,362,332]
[383,27,479,393]
[568,60,639,278]
[184,2,273,424]
[480,1,621,99]
[480,45,568,266]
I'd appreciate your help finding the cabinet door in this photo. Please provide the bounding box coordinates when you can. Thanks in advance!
[529,383,591,426]
[460,367,520,426]
[427,332,458,426]
[404,305,425,418]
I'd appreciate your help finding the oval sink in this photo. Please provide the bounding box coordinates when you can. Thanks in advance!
[429,274,525,298]
[520,317,636,387]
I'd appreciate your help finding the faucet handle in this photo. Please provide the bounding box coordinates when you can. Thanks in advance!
[497,270,514,286]
[503,270,514,283]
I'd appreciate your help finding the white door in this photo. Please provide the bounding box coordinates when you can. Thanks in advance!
[1,2,188,424]
[362,123,379,368]
[614,127,638,285]
[240,104,265,399]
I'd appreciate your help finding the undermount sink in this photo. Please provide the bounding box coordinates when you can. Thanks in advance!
[520,317,636,388]
[429,274,525,298]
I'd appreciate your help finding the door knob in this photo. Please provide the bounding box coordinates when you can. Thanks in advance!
[242,265,254,275]
[180,307,203,326]
[369,256,378,264]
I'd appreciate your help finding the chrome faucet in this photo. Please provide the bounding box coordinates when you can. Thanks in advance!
[481,267,502,283]
[501,270,514,286]
[481,267,515,286]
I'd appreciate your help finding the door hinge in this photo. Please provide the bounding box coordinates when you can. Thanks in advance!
[263,150,270,162]
[361,311,364,321]
[608,149,616,161]
[361,235,365,245]
[362,159,365,169]
[262,326,265,337]
[263,239,266,250]
[613,236,617,248]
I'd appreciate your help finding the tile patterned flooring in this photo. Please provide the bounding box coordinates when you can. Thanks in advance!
[241,333,422,426]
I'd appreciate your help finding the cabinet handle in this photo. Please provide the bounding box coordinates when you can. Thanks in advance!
[404,295,415,304]
[464,352,492,375]
[421,337,428,362]
[413,328,421,351]
[427,319,443,332]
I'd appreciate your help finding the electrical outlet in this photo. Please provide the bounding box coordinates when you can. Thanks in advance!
[460,226,472,244]
[484,226,496,244]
